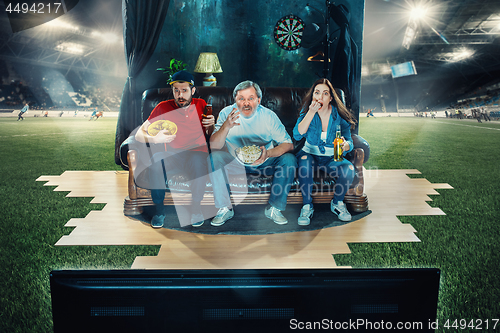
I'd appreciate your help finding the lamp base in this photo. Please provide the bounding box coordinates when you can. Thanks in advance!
[203,73,217,86]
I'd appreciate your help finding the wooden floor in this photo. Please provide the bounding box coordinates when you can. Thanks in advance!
[36,169,452,269]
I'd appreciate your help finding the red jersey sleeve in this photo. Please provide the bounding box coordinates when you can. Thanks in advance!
[194,98,207,122]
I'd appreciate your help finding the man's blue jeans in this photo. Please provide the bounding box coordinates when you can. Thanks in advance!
[296,151,355,205]
[141,148,209,205]
[208,150,297,211]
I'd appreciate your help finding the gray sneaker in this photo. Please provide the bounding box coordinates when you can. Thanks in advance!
[151,214,165,228]
[298,204,314,226]
[265,206,288,225]
[331,200,351,221]
[191,213,204,227]
[211,207,234,226]
[151,205,165,228]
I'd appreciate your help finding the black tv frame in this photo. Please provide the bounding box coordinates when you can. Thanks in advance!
[50,268,440,332]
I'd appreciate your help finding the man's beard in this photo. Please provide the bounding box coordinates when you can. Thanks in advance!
[175,96,192,108]
[240,105,255,118]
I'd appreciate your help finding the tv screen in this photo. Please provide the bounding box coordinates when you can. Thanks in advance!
[391,61,417,78]
[50,268,440,332]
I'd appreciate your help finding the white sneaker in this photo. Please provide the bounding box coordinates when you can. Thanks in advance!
[211,207,234,226]
[151,214,165,228]
[265,206,288,225]
[298,204,314,226]
[331,200,351,221]
[191,214,204,227]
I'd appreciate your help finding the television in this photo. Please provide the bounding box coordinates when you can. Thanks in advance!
[391,61,418,78]
[50,268,440,332]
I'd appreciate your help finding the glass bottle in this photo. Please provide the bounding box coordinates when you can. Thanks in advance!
[333,124,344,162]
[204,96,213,116]
[204,96,213,136]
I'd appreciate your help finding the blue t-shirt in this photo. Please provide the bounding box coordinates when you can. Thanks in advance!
[214,104,292,157]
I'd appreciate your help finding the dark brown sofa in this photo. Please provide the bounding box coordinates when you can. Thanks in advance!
[119,86,370,216]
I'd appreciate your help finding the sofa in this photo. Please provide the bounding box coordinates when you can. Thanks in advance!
[119,86,370,216]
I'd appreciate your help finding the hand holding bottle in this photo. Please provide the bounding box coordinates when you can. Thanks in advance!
[201,114,215,129]
[341,137,350,152]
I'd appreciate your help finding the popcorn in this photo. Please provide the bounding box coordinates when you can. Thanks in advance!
[235,145,262,164]
[147,120,177,136]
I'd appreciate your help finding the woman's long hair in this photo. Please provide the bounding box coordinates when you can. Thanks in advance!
[299,78,357,127]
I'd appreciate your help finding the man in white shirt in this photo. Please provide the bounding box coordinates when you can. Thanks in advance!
[208,81,297,226]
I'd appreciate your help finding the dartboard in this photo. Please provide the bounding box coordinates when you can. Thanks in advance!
[274,14,305,51]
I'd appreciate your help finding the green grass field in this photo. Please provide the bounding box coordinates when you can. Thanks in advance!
[0,116,499,332]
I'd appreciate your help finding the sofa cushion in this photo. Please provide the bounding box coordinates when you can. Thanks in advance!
[133,160,359,196]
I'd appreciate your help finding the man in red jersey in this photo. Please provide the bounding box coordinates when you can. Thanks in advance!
[135,71,214,228]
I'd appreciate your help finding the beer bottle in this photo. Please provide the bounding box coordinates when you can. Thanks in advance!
[333,124,344,162]
[204,96,213,136]
[204,96,213,116]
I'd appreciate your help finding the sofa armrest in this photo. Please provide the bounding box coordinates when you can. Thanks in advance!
[119,135,139,170]
[348,147,365,196]
[127,149,138,200]
[351,134,370,163]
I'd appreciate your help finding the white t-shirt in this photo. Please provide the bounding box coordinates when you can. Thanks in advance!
[303,131,334,156]
[214,104,292,157]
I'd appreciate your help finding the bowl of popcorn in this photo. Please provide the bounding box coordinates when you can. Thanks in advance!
[235,145,263,165]
[147,120,177,136]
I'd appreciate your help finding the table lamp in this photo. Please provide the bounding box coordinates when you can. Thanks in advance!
[194,52,223,86]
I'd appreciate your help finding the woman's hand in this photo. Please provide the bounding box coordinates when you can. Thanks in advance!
[297,102,321,135]
[308,100,323,114]
[341,136,350,152]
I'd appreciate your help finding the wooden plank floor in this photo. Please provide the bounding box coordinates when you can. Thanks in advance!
[36,169,452,269]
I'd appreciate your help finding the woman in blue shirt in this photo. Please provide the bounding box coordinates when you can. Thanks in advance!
[292,79,357,225]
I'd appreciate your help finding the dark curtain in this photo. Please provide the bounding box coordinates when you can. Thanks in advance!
[115,0,170,166]
[328,4,359,133]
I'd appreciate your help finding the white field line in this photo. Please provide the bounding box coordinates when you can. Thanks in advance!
[433,120,500,131]
[0,130,106,138]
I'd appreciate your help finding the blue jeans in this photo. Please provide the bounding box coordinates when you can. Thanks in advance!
[208,150,297,211]
[142,148,209,205]
[296,151,354,205]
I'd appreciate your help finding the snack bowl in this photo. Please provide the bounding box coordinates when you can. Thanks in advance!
[147,120,177,136]
[235,145,263,165]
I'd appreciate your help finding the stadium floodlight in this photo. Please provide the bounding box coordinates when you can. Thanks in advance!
[44,19,79,33]
[361,65,369,76]
[410,6,428,21]
[402,2,435,49]
[380,64,393,75]
[450,48,474,62]
[403,23,417,49]
[55,42,85,55]
[91,31,120,44]
[101,32,120,44]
